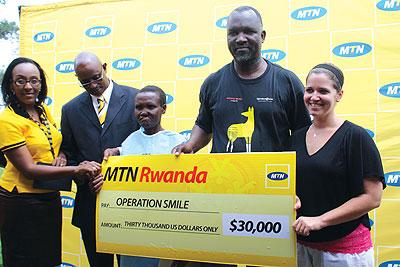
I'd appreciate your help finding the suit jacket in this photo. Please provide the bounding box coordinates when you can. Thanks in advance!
[61,82,139,229]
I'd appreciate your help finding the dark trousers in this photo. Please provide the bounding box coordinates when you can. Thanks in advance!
[0,187,61,267]
[81,223,117,267]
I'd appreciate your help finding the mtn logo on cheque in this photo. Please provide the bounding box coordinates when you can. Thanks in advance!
[179,55,209,67]
[56,61,74,73]
[379,261,400,267]
[33,31,54,43]
[291,6,327,20]
[112,58,141,70]
[379,82,400,98]
[376,0,400,11]
[61,196,75,208]
[60,263,76,267]
[332,42,372,57]
[147,22,176,34]
[267,172,288,181]
[85,26,111,38]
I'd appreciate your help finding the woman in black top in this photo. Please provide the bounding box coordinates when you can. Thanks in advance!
[291,63,385,267]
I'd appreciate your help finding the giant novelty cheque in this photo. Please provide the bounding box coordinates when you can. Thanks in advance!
[96,152,297,266]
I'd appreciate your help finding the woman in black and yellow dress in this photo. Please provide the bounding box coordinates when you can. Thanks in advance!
[0,57,100,267]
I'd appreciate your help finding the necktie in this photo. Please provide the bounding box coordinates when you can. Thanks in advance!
[97,96,106,127]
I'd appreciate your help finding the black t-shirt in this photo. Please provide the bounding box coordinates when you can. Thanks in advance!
[195,60,311,153]
[291,121,385,242]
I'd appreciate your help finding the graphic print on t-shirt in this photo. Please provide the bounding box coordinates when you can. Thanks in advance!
[226,106,254,152]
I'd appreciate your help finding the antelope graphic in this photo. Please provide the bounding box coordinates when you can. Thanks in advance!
[226,106,255,152]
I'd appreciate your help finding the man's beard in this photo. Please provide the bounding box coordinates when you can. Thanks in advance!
[234,50,258,65]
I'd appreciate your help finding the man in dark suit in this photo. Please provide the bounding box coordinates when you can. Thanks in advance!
[61,51,139,266]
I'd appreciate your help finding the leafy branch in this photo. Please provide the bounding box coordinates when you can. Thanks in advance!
[0,20,19,40]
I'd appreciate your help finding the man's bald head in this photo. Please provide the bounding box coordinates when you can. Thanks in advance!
[74,51,102,69]
[229,6,263,29]
[74,51,109,96]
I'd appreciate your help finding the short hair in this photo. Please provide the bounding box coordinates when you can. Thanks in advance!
[138,85,166,107]
[231,6,263,26]
[306,63,344,92]
[1,57,48,105]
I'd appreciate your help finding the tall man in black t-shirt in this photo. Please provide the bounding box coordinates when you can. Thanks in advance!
[173,6,310,156]
[172,5,311,267]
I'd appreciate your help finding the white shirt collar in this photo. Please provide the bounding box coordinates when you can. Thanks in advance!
[90,79,113,104]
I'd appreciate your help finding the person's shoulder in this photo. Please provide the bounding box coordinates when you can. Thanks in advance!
[0,106,17,119]
[162,130,187,145]
[41,103,51,114]
[203,62,231,85]
[113,81,139,94]
[0,107,14,122]
[41,103,55,122]
[63,91,87,109]
[125,129,142,139]
[121,129,142,154]
[0,107,22,126]
[343,120,370,137]
[163,130,186,138]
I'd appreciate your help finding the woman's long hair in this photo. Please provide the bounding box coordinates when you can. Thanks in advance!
[0,57,49,167]
[1,57,48,106]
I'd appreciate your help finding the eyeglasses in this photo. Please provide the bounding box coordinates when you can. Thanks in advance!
[14,78,41,88]
[79,69,104,88]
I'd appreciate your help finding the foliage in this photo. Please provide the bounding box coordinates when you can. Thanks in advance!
[0,67,4,81]
[0,20,19,40]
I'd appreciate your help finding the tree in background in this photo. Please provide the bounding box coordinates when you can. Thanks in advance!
[0,0,19,40]
[0,19,19,40]
[0,20,19,82]
[0,0,19,84]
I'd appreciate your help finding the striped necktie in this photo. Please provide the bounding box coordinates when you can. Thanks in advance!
[97,96,106,127]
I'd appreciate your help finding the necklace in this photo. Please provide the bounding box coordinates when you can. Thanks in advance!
[309,124,318,138]
[27,107,56,159]
[27,112,40,124]
[309,124,332,138]
[309,122,341,139]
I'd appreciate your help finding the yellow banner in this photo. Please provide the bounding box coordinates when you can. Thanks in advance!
[20,1,400,266]
[96,153,297,267]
